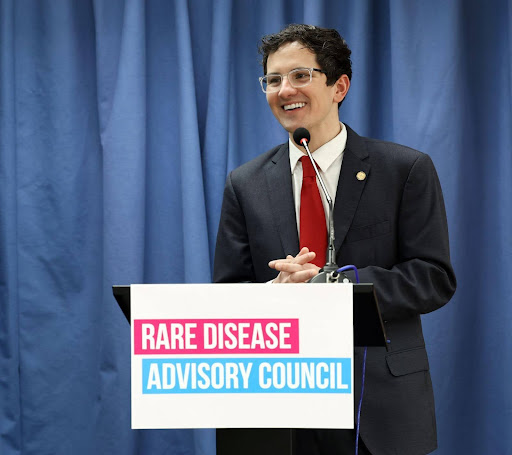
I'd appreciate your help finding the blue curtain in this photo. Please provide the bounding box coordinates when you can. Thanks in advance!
[1,0,510,454]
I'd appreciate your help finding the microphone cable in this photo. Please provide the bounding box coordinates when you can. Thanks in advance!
[336,265,366,455]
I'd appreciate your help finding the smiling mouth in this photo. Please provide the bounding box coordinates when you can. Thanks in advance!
[283,102,306,111]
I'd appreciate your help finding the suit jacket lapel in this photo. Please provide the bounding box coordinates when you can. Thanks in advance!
[265,143,300,257]
[334,125,371,255]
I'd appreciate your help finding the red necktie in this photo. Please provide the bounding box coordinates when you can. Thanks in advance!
[299,156,327,268]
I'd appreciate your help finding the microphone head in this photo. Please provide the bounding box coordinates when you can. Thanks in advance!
[293,127,311,146]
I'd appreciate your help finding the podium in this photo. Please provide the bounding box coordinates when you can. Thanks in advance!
[113,283,386,455]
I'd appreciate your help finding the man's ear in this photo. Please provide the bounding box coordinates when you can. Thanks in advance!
[333,74,350,104]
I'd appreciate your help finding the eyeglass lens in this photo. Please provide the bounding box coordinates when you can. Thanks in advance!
[263,69,312,92]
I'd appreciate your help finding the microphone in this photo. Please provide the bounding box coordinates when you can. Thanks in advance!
[293,128,341,283]
[293,127,311,146]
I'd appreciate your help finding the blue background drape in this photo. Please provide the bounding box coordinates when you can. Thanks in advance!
[1,0,511,454]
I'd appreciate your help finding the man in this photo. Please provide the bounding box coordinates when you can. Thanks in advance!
[213,24,456,455]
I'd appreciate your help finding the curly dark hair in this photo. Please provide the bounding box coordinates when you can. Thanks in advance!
[259,24,352,86]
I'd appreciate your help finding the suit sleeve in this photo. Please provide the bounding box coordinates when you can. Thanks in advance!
[345,154,456,321]
[213,171,256,283]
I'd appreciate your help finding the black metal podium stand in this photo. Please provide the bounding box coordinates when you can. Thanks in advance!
[112,283,386,455]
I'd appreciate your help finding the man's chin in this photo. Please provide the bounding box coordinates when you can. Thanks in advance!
[280,120,307,134]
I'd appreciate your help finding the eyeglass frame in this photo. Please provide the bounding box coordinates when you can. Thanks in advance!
[259,67,327,93]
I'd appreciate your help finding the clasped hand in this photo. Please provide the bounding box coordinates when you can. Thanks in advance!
[268,247,320,283]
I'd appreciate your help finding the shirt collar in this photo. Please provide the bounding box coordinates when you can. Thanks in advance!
[289,122,347,173]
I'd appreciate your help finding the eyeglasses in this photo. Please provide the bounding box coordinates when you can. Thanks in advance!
[259,67,326,93]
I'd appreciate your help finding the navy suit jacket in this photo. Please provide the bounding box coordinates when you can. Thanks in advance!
[213,125,456,455]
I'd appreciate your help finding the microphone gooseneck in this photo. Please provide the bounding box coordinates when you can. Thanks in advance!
[293,128,340,283]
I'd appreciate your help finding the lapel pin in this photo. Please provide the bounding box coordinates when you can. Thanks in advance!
[356,171,366,181]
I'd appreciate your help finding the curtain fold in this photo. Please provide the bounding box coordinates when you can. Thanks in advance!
[0,0,21,453]
[174,0,211,283]
[1,0,511,454]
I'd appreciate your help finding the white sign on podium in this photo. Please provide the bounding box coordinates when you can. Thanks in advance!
[131,283,353,430]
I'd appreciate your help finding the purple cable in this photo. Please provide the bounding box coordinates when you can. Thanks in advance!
[336,265,366,455]
[337,264,360,284]
[355,346,367,455]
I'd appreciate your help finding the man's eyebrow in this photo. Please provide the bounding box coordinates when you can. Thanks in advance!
[266,67,309,74]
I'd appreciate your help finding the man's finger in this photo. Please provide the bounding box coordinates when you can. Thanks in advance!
[293,251,316,265]
[272,262,310,273]
[268,255,295,268]
[288,268,319,283]
[268,250,316,269]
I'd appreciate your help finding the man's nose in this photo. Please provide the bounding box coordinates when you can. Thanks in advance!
[278,77,298,97]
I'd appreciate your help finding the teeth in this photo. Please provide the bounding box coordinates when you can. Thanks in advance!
[283,103,306,111]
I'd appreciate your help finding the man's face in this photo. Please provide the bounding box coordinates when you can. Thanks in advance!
[265,41,343,147]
